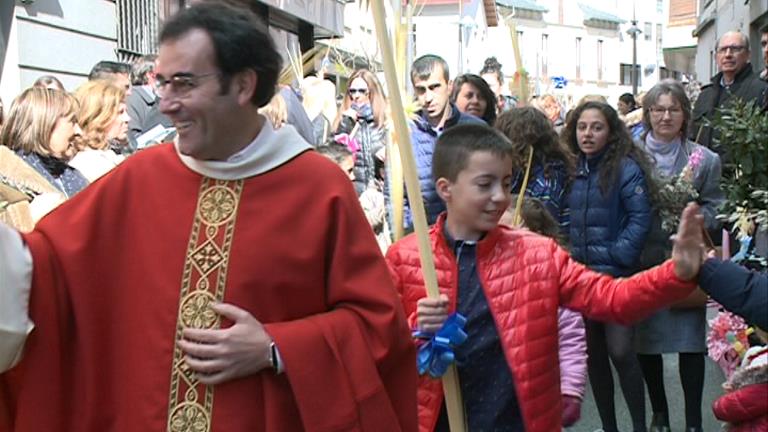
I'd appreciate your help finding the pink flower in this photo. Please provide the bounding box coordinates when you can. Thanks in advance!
[688,148,704,171]
[333,133,360,154]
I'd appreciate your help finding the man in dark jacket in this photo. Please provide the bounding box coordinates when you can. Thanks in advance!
[690,31,768,165]
[698,258,767,329]
[402,55,483,227]
[126,54,174,152]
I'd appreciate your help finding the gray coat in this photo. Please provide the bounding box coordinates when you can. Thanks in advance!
[635,139,725,353]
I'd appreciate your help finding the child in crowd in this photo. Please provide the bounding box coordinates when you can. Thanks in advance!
[316,143,390,252]
[384,123,703,432]
[712,326,767,431]
[499,197,587,428]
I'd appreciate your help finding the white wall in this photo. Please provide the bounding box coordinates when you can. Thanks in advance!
[1,0,117,105]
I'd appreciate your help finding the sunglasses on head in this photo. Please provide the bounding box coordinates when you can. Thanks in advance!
[348,88,368,95]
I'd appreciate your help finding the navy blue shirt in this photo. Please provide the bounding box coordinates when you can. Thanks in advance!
[435,229,524,431]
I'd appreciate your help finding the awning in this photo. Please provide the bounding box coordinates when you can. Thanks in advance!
[255,0,344,39]
[663,46,697,75]
[578,3,625,24]
[495,0,548,13]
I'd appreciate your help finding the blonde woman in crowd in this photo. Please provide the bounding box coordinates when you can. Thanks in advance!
[69,80,129,182]
[0,88,84,231]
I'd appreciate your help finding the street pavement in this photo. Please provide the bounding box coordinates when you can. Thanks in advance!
[568,309,727,432]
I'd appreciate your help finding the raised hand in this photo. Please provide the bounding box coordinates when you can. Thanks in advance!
[671,203,706,281]
[179,303,273,385]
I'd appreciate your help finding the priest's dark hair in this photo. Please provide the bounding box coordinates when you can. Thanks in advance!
[159,1,282,108]
[432,123,513,182]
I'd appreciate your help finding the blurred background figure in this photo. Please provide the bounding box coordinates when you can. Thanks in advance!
[480,56,514,113]
[317,143,390,252]
[531,94,565,132]
[278,85,315,144]
[89,60,132,96]
[495,107,573,234]
[126,54,173,152]
[301,75,338,146]
[69,81,129,182]
[33,75,66,92]
[0,88,86,229]
[451,73,497,125]
[258,91,288,130]
[617,93,638,116]
[618,92,647,139]
[333,69,389,195]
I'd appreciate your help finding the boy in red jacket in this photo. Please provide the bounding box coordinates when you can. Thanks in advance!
[385,123,705,432]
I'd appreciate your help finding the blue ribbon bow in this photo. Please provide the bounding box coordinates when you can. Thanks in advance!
[413,313,468,378]
[551,76,568,89]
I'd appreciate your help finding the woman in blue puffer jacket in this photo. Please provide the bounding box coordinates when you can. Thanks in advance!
[565,101,655,432]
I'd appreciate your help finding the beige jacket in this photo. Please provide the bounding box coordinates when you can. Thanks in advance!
[0,147,63,232]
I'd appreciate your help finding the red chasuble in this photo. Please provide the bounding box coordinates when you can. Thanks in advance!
[0,144,417,431]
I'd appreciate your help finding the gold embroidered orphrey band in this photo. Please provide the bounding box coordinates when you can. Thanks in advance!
[167,178,244,432]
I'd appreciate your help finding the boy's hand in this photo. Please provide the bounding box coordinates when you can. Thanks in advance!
[671,203,705,281]
[416,294,449,334]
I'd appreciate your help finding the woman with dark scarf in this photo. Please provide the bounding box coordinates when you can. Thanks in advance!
[634,80,724,432]
[0,87,86,229]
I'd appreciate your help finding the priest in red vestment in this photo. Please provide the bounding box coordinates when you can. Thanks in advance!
[0,4,417,431]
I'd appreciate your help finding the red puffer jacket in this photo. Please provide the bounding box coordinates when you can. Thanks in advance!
[713,383,768,431]
[385,215,695,432]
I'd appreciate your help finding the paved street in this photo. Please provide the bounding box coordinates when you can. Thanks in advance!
[568,309,727,432]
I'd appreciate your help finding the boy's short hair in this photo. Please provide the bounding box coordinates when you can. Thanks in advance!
[432,123,513,182]
[316,143,352,165]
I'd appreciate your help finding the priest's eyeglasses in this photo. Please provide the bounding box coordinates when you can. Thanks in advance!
[153,72,220,98]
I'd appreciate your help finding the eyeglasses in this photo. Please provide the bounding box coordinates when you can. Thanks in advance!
[153,72,220,98]
[716,45,747,54]
[348,88,368,96]
[649,106,684,117]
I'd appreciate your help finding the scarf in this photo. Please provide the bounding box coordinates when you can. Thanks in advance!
[645,132,681,177]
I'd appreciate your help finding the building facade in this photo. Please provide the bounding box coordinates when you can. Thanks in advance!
[0,0,344,105]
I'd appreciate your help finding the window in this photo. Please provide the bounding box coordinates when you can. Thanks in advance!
[576,37,582,79]
[644,22,652,41]
[597,39,603,81]
[117,0,162,61]
[657,0,663,13]
[659,66,682,80]
[656,23,663,58]
[541,34,549,77]
[620,63,641,86]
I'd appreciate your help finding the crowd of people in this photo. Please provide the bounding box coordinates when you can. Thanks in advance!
[0,2,766,432]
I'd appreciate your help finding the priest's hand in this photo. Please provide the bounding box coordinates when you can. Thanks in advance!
[179,303,272,385]
[671,203,706,281]
[416,294,449,334]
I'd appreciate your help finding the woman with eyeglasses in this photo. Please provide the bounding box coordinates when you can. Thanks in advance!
[332,69,388,195]
[634,79,725,432]
[564,101,655,432]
